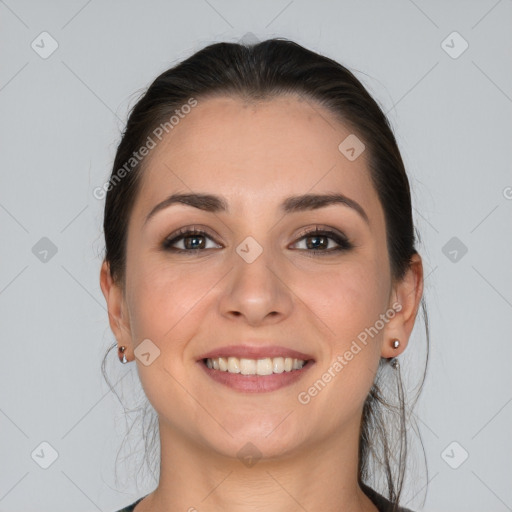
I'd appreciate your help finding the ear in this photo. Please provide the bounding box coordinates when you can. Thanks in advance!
[99,260,134,356]
[381,252,424,359]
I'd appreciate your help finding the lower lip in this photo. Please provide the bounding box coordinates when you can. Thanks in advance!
[198,359,315,393]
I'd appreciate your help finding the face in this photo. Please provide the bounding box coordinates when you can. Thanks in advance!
[103,94,417,461]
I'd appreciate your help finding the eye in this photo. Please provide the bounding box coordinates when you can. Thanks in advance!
[291,226,353,255]
[162,227,221,253]
[161,225,353,256]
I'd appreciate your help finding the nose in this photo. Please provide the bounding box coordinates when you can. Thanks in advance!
[218,242,294,326]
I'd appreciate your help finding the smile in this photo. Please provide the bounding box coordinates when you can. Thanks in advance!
[199,357,314,393]
[205,356,306,375]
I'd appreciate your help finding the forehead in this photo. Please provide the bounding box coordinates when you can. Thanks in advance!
[133,94,381,224]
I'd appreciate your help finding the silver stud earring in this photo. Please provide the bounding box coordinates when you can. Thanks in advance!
[118,346,128,364]
[392,339,400,349]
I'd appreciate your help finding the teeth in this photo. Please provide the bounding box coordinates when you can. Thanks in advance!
[257,358,273,375]
[205,356,306,375]
[240,358,256,375]
[228,356,240,373]
[218,357,228,371]
[273,357,284,373]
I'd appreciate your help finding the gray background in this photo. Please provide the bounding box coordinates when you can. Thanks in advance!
[1,1,511,511]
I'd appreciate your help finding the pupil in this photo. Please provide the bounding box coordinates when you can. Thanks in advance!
[307,235,326,250]
[185,235,204,249]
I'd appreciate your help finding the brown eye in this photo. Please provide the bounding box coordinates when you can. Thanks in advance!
[161,226,353,256]
[291,227,353,254]
[162,228,221,253]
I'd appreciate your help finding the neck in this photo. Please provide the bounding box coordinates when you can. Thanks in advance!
[137,416,378,512]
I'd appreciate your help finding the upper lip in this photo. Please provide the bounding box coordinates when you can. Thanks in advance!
[198,344,315,361]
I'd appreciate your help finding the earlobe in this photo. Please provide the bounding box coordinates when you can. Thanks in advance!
[381,253,424,359]
[99,261,133,351]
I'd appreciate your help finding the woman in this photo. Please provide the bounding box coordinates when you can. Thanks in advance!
[100,38,427,512]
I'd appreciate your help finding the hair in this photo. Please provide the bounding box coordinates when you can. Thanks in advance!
[101,38,430,511]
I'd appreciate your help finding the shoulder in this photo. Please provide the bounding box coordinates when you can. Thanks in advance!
[360,482,415,512]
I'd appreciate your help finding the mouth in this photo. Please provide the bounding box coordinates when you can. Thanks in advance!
[197,351,315,393]
[201,356,312,375]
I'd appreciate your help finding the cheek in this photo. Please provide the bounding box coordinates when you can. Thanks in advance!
[301,260,388,346]
[125,254,217,342]
[124,260,209,416]
[299,265,387,410]
[304,262,388,395]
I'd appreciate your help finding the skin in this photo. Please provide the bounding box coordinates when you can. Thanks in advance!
[100,95,423,512]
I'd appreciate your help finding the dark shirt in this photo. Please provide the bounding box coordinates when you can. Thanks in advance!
[360,483,415,512]
[115,483,414,512]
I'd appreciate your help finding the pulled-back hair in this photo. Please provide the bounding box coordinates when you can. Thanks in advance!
[101,38,429,511]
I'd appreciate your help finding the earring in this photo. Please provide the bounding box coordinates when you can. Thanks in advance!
[388,339,400,369]
[118,346,128,364]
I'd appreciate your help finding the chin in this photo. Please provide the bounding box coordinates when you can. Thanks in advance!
[204,424,307,462]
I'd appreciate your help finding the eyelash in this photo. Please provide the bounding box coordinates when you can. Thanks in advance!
[161,225,354,256]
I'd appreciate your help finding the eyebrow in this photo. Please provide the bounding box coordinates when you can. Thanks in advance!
[144,192,369,226]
